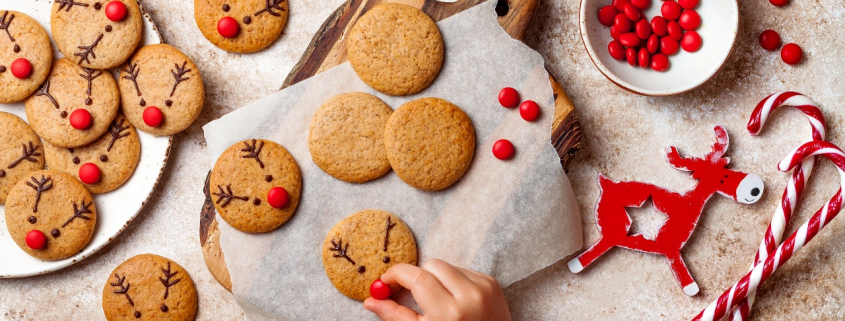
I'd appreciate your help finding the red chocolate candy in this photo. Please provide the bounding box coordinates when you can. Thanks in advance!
[635,19,652,40]
[759,29,781,51]
[26,230,47,250]
[651,53,669,71]
[614,13,632,32]
[681,30,702,52]
[651,16,668,36]
[661,1,682,21]
[622,3,641,21]
[267,186,289,208]
[492,139,515,160]
[69,109,92,130]
[10,58,32,79]
[370,279,392,300]
[498,87,519,108]
[79,163,101,184]
[217,16,239,38]
[626,47,638,66]
[612,0,631,11]
[104,1,127,21]
[610,25,624,40]
[660,36,679,55]
[598,5,618,27]
[638,48,650,68]
[678,10,701,30]
[667,21,683,40]
[519,100,540,121]
[609,40,626,60]
[679,0,699,9]
[143,106,164,127]
[781,43,803,65]
[631,0,651,10]
[769,0,788,6]
[619,32,641,48]
[647,34,660,53]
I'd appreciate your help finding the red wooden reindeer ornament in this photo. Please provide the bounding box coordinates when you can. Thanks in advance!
[568,126,765,296]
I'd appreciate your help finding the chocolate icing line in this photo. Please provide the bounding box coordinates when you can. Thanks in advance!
[169,61,191,97]
[56,0,89,12]
[8,141,41,169]
[212,184,249,207]
[0,11,15,43]
[110,273,134,306]
[121,62,143,97]
[329,238,356,265]
[62,199,92,227]
[74,33,103,65]
[240,139,265,169]
[107,118,131,152]
[383,216,396,252]
[26,175,52,213]
[79,67,103,98]
[254,0,286,17]
[159,261,182,299]
[35,80,60,109]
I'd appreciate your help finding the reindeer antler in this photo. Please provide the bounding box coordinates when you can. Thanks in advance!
[26,175,52,213]
[0,11,16,42]
[121,62,142,97]
[705,125,730,163]
[169,61,191,97]
[74,34,103,65]
[329,238,356,265]
[110,273,134,306]
[159,261,182,299]
[8,141,41,169]
[107,118,131,152]
[62,200,93,227]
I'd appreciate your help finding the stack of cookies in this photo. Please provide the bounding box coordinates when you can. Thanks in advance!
[1,2,204,262]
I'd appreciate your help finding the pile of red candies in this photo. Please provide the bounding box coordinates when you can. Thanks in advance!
[492,87,541,160]
[598,0,702,72]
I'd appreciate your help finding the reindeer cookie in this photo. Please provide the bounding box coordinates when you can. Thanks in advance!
[50,0,143,69]
[210,139,301,233]
[194,0,288,53]
[118,44,205,136]
[4,170,97,260]
[25,57,120,148]
[44,114,140,194]
[322,210,417,301]
[102,254,198,321]
[0,112,45,204]
[0,11,53,103]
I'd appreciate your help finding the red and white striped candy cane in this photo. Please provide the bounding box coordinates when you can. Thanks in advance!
[692,141,845,321]
[730,92,826,321]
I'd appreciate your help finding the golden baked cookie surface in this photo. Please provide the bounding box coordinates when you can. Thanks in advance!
[50,0,142,69]
[194,0,288,53]
[0,11,53,103]
[102,254,198,321]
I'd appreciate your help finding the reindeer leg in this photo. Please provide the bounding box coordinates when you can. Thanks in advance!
[567,237,618,273]
[665,251,699,296]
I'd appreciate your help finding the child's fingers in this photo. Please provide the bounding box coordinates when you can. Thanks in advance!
[381,263,453,311]
[454,265,497,286]
[421,259,475,295]
[363,297,423,321]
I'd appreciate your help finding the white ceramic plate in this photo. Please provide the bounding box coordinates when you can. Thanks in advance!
[579,0,738,95]
[0,0,171,278]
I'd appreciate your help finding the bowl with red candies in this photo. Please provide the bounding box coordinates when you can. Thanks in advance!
[580,0,738,95]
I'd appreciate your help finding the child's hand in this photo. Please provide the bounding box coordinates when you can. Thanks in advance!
[363,259,511,321]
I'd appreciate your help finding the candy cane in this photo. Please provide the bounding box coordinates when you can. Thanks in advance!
[730,92,826,321]
[692,141,845,321]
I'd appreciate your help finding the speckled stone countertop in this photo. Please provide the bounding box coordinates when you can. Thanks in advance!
[1,0,843,320]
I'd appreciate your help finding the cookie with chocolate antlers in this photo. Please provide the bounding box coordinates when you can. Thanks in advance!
[118,44,205,136]
[194,0,288,53]
[102,254,198,321]
[0,11,53,103]
[0,112,45,204]
[210,139,302,233]
[51,0,143,69]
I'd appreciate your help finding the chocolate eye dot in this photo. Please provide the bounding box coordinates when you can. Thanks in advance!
[357,266,366,274]
[93,2,102,10]
[51,228,60,238]
[105,25,112,32]
[28,216,37,224]
[160,304,169,312]
[253,198,261,205]
[140,99,146,106]
[0,169,6,177]
[222,4,230,11]
[60,111,68,118]
[382,256,390,263]
[13,44,20,53]
[134,311,141,318]
[72,156,80,165]
[0,66,6,73]
[85,98,93,106]
[165,100,173,107]
[265,175,273,182]
[100,155,108,162]
[243,16,252,24]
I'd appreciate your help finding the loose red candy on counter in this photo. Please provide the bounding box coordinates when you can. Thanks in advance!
[667,21,683,40]
[681,30,701,52]
[217,16,239,38]
[10,58,32,79]
[678,10,700,30]
[609,40,626,60]
[267,186,289,208]
[614,13,632,32]
[498,87,519,108]
[370,280,392,300]
[626,47,638,66]
[619,32,641,47]
[631,0,651,10]
[769,0,788,6]
[660,36,679,55]
[622,3,641,21]
[519,100,540,121]
[492,139,515,160]
[759,30,780,51]
[661,1,682,21]
[781,43,803,65]
[143,106,164,127]
[647,34,660,53]
[638,48,650,68]
[635,19,651,40]
[679,0,699,9]
[651,16,668,36]
[598,5,618,26]
[610,25,624,40]
[26,230,46,250]
[79,163,101,184]
[612,0,631,11]
[651,53,669,71]
[104,1,127,21]
[69,109,92,130]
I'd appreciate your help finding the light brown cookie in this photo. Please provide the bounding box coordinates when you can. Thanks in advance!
[323,210,417,301]
[44,114,140,194]
[347,3,444,96]
[384,98,475,191]
[0,11,53,103]
[0,112,45,204]
[309,92,393,183]
[4,170,97,261]
[118,44,205,136]
[210,139,301,233]
[50,0,143,69]
[194,0,288,53]
[25,57,120,148]
[102,254,198,321]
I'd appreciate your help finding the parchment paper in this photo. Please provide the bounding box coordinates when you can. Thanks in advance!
[203,2,583,319]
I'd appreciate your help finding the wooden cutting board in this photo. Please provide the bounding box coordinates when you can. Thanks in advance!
[199,0,583,291]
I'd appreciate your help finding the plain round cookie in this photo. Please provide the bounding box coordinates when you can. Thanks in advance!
[210,139,302,233]
[347,3,444,96]
[0,11,53,103]
[309,92,393,183]
[102,254,198,321]
[44,114,140,194]
[384,98,475,191]
[323,210,417,301]
[194,0,289,53]
[0,112,45,204]
[118,44,205,136]
[25,57,120,148]
[50,0,142,69]
[4,170,97,261]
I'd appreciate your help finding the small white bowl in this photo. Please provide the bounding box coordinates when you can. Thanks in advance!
[579,0,739,96]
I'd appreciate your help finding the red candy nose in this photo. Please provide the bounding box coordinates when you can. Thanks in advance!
[370,279,392,300]
[11,58,32,79]
[79,163,101,184]
[26,230,47,250]
[492,139,515,160]
[69,109,92,130]
[498,87,519,108]
[143,106,164,127]
[267,187,289,209]
[105,1,128,21]
[217,17,239,38]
